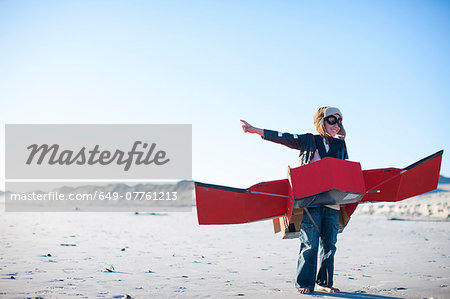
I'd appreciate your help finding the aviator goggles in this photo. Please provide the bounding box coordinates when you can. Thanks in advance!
[324,115,342,126]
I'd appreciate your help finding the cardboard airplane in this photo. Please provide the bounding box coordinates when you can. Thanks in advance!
[195,150,443,238]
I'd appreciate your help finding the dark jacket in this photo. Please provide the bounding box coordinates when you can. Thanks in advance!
[262,129,348,164]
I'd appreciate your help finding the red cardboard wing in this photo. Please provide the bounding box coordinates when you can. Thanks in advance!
[195,180,290,225]
[194,150,443,226]
[361,150,443,203]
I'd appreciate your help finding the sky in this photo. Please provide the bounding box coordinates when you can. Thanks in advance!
[1,0,449,190]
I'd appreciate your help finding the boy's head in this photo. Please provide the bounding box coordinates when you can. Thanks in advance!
[314,106,346,140]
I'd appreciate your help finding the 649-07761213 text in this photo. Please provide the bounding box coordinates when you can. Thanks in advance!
[8,191,178,201]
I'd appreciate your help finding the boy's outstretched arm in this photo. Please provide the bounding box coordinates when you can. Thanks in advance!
[241,119,303,150]
[241,119,264,136]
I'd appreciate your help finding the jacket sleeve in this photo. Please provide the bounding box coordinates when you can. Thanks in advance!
[343,140,349,160]
[261,129,303,150]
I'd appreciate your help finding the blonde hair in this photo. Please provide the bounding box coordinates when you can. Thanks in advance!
[313,106,346,140]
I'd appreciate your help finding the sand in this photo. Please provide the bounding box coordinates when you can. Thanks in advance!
[0,187,449,299]
[356,184,450,220]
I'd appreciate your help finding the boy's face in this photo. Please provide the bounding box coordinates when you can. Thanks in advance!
[324,113,342,137]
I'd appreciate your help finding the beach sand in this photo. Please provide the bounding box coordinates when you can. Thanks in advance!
[0,188,449,299]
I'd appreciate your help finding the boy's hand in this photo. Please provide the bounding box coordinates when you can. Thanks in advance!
[240,119,253,133]
[240,120,263,136]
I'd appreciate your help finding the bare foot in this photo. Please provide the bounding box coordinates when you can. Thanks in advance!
[316,286,340,293]
[297,288,311,294]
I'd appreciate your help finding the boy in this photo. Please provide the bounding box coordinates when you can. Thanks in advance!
[241,107,347,294]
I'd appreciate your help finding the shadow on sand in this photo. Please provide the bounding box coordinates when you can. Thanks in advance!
[311,292,402,299]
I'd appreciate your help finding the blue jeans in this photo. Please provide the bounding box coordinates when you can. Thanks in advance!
[295,207,339,290]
